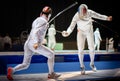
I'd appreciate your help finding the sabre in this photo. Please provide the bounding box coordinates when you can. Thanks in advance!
[56,30,62,33]
[48,1,78,23]
[93,20,119,35]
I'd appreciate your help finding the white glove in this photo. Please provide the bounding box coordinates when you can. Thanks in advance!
[62,31,69,37]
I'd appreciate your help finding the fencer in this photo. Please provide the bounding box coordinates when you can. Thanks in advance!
[108,37,114,51]
[62,4,112,75]
[47,24,56,51]
[7,6,60,80]
[94,28,102,52]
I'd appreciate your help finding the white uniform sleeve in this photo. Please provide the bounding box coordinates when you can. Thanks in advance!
[89,10,108,20]
[31,18,46,43]
[66,12,78,35]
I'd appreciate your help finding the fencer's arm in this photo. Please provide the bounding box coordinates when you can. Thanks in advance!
[67,13,78,34]
[62,13,78,37]
[33,30,39,49]
[32,20,47,49]
[90,10,112,21]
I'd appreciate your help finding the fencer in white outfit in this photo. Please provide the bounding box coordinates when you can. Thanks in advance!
[62,4,112,74]
[108,37,114,51]
[94,28,102,52]
[7,6,60,80]
[48,24,56,50]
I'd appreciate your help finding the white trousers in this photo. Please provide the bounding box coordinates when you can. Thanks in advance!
[48,40,56,50]
[77,29,95,67]
[13,40,55,74]
[94,40,101,51]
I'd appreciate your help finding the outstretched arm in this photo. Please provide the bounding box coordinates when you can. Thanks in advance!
[62,12,78,37]
[90,10,112,21]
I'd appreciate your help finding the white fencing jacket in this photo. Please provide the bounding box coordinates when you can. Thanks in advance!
[27,17,48,45]
[66,4,108,35]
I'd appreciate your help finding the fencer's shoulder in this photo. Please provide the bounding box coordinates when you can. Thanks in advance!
[88,9,96,14]
[75,12,79,16]
[32,17,47,28]
[38,17,47,22]
[33,17,41,22]
[35,17,47,22]
[35,17,41,20]
[33,17,44,24]
[73,12,79,18]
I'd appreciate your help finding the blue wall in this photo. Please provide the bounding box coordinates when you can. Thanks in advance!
[0,53,120,75]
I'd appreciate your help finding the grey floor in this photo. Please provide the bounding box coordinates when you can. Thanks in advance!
[0,68,120,81]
